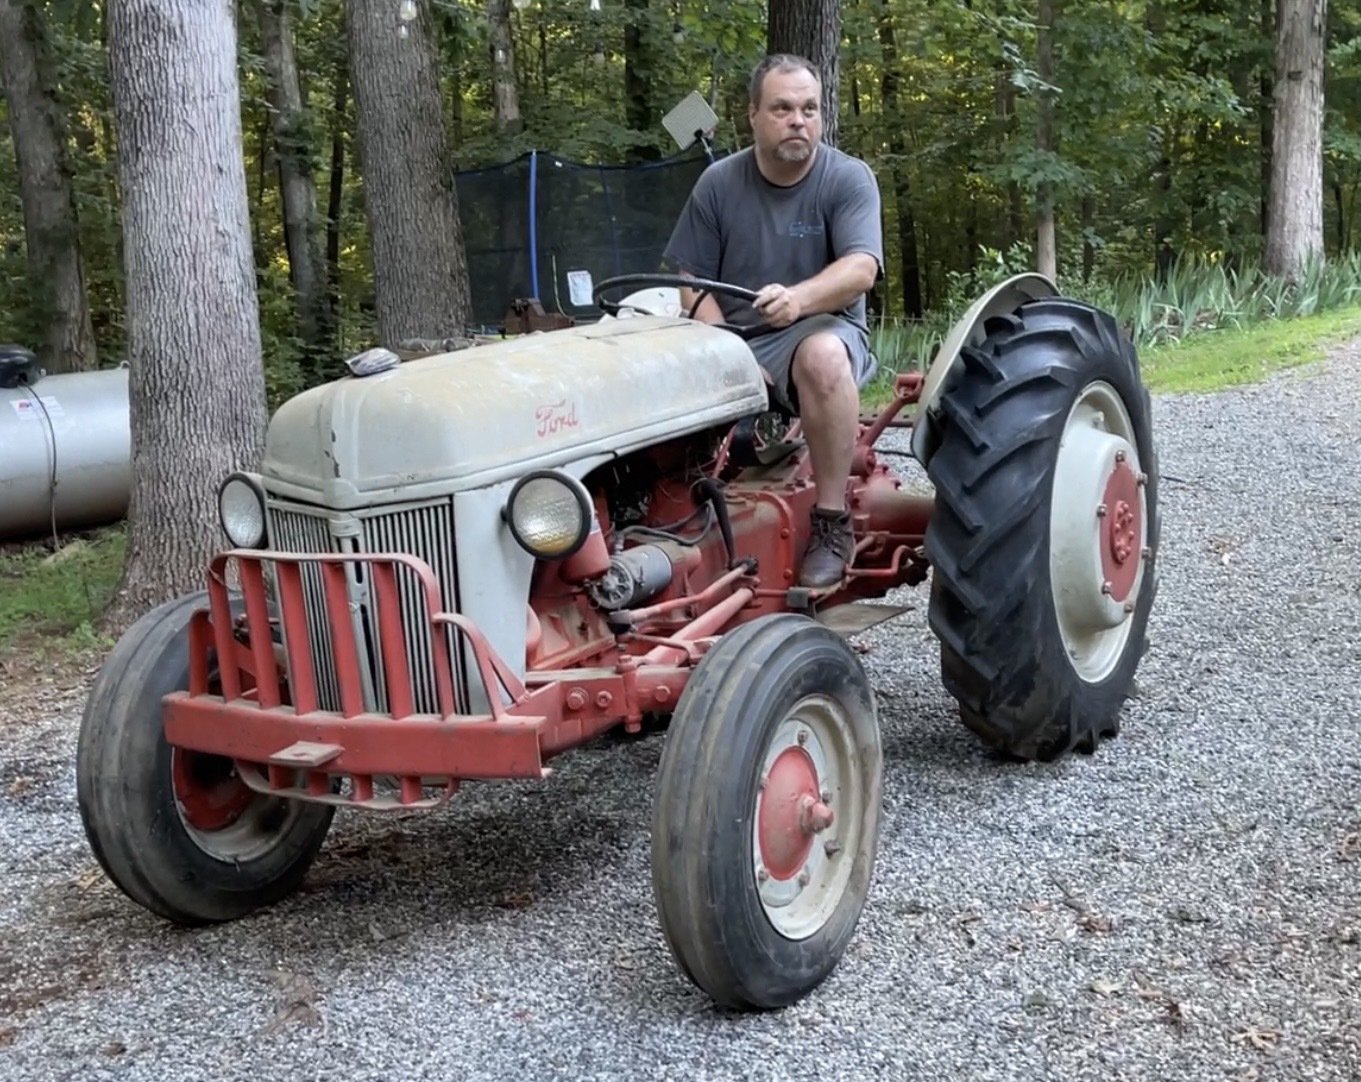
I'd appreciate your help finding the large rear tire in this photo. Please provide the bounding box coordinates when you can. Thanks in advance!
[651,614,882,1010]
[923,298,1160,760]
[77,591,335,924]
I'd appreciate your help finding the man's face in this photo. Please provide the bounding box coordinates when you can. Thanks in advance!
[749,67,822,164]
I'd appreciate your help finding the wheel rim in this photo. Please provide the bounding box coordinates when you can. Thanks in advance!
[172,749,301,862]
[1049,380,1148,683]
[751,695,864,941]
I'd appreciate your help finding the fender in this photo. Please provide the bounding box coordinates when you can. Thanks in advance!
[910,273,1058,464]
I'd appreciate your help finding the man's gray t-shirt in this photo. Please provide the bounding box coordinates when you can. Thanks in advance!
[662,145,884,333]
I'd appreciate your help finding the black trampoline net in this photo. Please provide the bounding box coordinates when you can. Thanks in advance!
[454,148,718,328]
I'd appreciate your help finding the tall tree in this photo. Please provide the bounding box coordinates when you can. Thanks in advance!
[346,0,470,346]
[1035,0,1059,282]
[487,0,522,134]
[875,0,922,317]
[104,0,267,628]
[623,0,656,159]
[254,0,332,373]
[1266,0,1328,275]
[767,0,841,147]
[0,0,97,372]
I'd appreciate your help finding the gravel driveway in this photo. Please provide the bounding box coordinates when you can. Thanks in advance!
[2,336,1359,1081]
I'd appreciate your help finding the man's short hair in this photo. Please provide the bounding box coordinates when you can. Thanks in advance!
[749,54,821,108]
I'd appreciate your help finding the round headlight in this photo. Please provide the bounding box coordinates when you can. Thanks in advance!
[218,472,267,548]
[504,470,592,558]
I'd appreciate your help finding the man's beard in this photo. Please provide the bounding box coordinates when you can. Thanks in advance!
[774,139,814,163]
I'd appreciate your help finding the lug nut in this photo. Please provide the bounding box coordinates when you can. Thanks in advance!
[825,839,843,857]
[797,730,808,746]
[798,870,811,888]
[1096,503,1108,518]
[1124,602,1135,613]
[757,867,769,884]
[1115,450,1126,463]
[1101,581,1113,596]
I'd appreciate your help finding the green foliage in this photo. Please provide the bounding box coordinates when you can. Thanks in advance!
[1,0,1359,400]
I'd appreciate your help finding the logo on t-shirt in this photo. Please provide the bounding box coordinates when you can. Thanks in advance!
[788,220,825,239]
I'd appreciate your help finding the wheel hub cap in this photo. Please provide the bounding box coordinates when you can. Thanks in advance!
[1100,460,1143,602]
[172,749,255,832]
[757,747,834,881]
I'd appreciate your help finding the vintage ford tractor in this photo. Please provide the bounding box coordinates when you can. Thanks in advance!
[76,273,1159,1011]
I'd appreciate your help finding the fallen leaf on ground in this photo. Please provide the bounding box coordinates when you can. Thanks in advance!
[0,1027,16,1047]
[1232,1025,1282,1052]
[1339,833,1361,860]
[6,776,34,797]
[1079,911,1115,934]
[1090,977,1123,996]
[261,970,322,1036]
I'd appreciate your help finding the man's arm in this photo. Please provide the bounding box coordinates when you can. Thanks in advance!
[752,252,879,329]
[679,276,726,324]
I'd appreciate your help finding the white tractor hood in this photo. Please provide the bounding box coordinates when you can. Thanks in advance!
[262,316,770,507]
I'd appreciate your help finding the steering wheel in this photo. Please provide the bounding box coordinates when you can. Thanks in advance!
[592,273,778,341]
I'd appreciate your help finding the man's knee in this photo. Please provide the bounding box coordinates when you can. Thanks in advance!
[791,333,855,399]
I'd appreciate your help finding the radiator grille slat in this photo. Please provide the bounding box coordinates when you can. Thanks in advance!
[265,499,459,715]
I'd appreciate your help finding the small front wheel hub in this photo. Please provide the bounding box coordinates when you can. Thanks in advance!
[756,745,835,882]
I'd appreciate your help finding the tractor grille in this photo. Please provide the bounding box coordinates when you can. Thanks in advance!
[266,498,463,715]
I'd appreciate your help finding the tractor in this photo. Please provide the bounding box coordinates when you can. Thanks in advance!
[76,272,1159,1011]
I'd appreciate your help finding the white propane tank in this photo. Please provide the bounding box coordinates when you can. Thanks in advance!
[0,366,132,539]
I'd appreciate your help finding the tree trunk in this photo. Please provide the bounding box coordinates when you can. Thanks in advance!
[767,0,841,148]
[326,61,347,335]
[1260,0,1275,236]
[876,1,922,318]
[255,0,332,369]
[623,0,657,159]
[1265,0,1327,278]
[0,0,97,372]
[1035,0,1058,282]
[345,0,470,346]
[487,0,521,135]
[103,0,266,630]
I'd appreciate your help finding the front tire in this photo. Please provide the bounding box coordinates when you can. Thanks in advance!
[924,298,1160,760]
[651,614,882,1010]
[77,591,335,924]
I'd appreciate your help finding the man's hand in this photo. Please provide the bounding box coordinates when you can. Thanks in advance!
[753,283,803,328]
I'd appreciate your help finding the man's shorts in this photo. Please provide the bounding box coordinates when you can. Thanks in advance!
[745,314,878,416]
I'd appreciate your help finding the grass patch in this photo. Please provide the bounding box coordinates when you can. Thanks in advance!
[1139,307,1361,393]
[0,526,125,655]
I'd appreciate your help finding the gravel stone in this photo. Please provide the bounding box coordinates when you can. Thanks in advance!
[2,335,1359,1080]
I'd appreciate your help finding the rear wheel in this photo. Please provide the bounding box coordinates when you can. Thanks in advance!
[923,298,1160,760]
[77,591,334,923]
[651,614,882,1010]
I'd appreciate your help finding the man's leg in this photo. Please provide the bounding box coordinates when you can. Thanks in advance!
[789,332,860,587]
[790,332,860,511]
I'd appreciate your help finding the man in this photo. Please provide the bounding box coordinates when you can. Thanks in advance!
[662,53,884,588]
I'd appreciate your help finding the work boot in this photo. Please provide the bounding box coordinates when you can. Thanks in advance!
[799,507,854,588]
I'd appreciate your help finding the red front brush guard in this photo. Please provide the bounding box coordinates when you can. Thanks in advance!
[161,550,746,811]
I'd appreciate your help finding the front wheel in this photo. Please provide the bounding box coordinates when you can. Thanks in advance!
[651,614,882,1010]
[924,297,1160,760]
[77,591,335,924]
